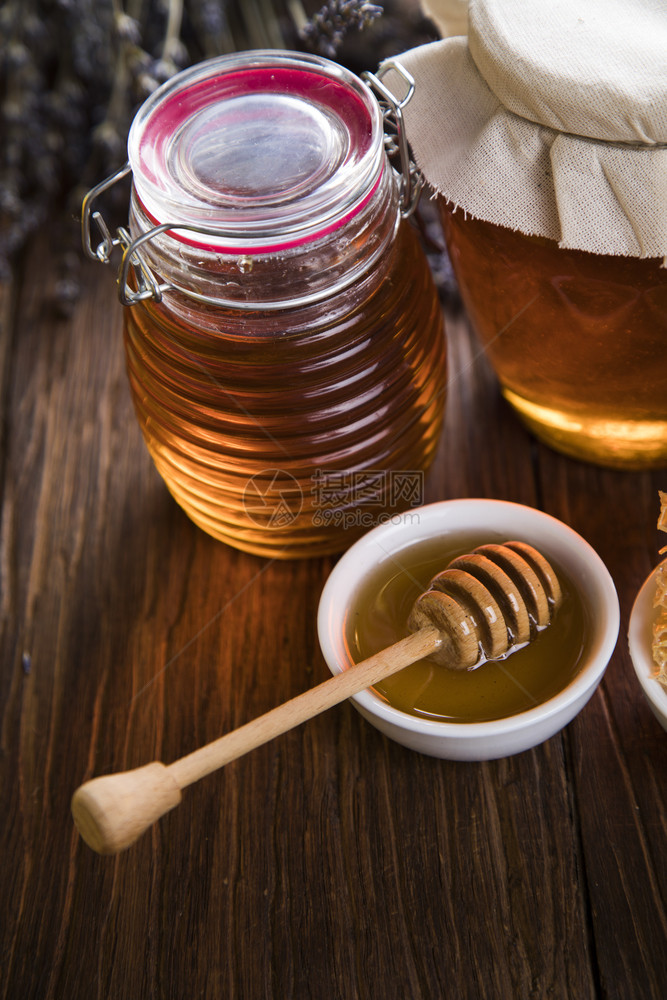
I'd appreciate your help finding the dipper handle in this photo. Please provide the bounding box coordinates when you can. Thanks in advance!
[72,540,562,855]
[71,626,442,854]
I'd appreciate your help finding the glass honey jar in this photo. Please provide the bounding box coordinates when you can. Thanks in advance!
[439,206,667,469]
[82,51,447,557]
[392,0,667,469]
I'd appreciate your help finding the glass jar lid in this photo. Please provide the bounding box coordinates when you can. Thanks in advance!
[127,50,385,252]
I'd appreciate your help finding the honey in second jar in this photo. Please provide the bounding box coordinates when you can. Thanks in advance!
[441,204,667,470]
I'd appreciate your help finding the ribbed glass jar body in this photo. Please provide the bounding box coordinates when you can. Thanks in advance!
[116,51,447,557]
[125,198,445,558]
[440,201,667,469]
[124,196,445,557]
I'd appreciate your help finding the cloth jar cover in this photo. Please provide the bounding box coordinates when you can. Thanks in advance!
[390,0,667,259]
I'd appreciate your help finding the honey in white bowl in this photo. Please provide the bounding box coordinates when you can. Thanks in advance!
[346,533,591,724]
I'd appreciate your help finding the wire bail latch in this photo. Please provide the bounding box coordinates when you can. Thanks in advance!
[362,59,424,219]
[81,163,172,306]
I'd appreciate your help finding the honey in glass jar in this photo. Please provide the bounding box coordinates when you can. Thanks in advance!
[83,51,447,556]
[391,0,667,469]
[440,205,667,468]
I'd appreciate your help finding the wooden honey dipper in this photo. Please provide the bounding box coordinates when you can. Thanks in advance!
[72,541,562,854]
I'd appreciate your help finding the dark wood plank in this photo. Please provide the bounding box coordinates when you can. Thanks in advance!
[1,238,666,1000]
[540,459,667,1000]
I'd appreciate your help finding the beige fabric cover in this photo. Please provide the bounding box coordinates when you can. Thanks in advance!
[391,0,667,258]
[421,0,468,37]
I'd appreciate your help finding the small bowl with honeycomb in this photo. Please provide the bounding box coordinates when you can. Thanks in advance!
[317,499,620,760]
[628,560,667,732]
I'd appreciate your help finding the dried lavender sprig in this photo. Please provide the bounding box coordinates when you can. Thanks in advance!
[0,0,233,301]
[300,0,383,59]
[0,1,396,310]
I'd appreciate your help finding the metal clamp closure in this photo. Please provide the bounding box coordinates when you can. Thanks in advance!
[362,60,424,218]
[81,60,425,306]
[81,162,132,264]
[81,163,170,305]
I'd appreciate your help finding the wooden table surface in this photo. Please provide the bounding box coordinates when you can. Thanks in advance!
[2,233,666,1000]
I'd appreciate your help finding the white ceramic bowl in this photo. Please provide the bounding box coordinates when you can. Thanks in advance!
[628,561,667,732]
[318,499,620,760]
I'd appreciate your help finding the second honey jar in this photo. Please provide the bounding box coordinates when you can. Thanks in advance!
[394,0,667,469]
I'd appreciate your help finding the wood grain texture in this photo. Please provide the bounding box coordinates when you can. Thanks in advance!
[1,238,666,999]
